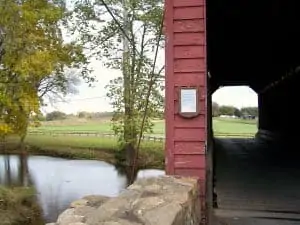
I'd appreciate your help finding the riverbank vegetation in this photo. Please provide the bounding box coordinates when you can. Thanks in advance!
[0,186,43,225]
[2,135,164,169]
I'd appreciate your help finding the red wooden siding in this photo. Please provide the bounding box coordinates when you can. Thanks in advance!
[174,33,205,45]
[165,0,207,193]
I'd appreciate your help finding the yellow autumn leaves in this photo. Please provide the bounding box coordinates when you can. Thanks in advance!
[0,0,85,138]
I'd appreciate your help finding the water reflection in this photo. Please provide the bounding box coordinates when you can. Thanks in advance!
[0,155,165,223]
[0,154,31,187]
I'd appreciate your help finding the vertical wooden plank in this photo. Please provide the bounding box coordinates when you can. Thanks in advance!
[165,0,175,175]
[202,1,208,223]
[203,0,207,137]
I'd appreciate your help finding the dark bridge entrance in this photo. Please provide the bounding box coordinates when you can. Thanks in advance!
[207,1,300,223]
[165,0,300,224]
[213,138,300,224]
[206,0,300,141]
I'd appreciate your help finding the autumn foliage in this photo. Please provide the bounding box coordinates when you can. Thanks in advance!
[0,0,90,140]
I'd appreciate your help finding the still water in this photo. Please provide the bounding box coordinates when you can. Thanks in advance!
[0,155,165,223]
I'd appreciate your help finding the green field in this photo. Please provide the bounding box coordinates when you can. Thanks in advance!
[213,118,257,134]
[30,117,257,136]
[30,118,163,134]
[2,117,257,169]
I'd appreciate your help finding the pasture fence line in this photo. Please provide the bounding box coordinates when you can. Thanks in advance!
[28,130,255,141]
[214,132,255,138]
[28,131,165,142]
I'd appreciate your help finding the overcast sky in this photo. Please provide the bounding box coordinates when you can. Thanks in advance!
[42,58,258,114]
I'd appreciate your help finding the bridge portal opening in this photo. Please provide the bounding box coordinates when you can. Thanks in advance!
[204,0,300,222]
[208,83,300,224]
[211,86,258,139]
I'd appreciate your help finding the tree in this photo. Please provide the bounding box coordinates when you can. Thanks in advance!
[69,0,164,169]
[0,0,94,144]
[78,111,87,118]
[219,105,236,116]
[233,108,242,117]
[37,114,46,121]
[212,102,220,117]
[241,107,258,117]
[46,111,67,121]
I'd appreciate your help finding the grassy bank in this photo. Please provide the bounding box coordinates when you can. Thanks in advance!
[0,117,257,170]
[2,135,165,169]
[0,186,44,225]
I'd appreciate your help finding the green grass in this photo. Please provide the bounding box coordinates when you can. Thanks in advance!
[31,119,165,134]
[213,118,257,134]
[31,117,257,135]
[4,134,165,169]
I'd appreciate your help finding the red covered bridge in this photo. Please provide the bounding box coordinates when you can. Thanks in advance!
[164,0,300,224]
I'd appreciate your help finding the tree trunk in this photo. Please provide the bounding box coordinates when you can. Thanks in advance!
[122,5,137,168]
[19,113,29,153]
[19,153,29,187]
[19,131,27,153]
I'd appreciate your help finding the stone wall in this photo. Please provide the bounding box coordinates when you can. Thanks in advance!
[47,176,201,225]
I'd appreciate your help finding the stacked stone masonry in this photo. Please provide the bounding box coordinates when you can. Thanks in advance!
[47,176,201,225]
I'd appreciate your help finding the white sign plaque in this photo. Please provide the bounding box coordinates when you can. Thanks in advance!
[180,89,197,113]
